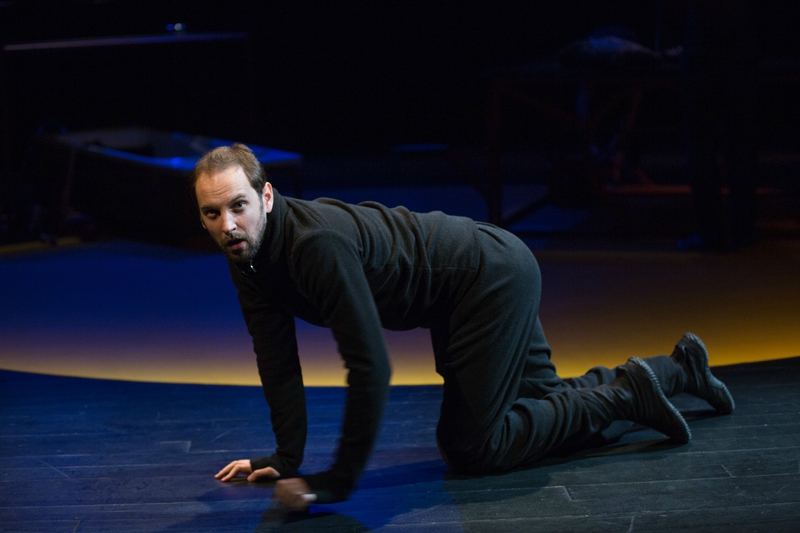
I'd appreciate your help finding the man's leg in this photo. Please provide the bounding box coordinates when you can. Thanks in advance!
[516,326,732,447]
[516,317,688,412]
[432,225,689,475]
[518,337,688,450]
[437,342,691,475]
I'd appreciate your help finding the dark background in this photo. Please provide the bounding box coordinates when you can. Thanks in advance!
[2,0,799,241]
[4,1,798,155]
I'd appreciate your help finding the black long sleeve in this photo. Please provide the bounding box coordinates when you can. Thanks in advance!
[290,231,392,500]
[233,272,308,478]
[228,190,481,501]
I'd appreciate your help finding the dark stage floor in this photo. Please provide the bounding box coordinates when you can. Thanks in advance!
[2,357,799,532]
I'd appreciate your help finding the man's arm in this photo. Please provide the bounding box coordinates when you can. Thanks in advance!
[291,231,392,504]
[234,272,308,479]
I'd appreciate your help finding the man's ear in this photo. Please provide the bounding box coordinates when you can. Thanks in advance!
[263,182,274,213]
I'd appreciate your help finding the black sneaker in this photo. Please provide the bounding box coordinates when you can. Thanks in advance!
[672,333,735,415]
[616,357,692,444]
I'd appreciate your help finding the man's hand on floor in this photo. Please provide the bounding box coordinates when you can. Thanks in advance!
[215,459,280,483]
[274,478,316,511]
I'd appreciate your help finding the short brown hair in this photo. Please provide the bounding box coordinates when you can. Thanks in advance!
[192,143,266,193]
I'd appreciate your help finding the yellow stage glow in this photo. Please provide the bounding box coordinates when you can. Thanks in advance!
[1,240,798,386]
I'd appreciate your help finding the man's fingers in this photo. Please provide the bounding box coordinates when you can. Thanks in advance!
[214,460,281,484]
[247,466,281,482]
[214,461,237,479]
[215,460,252,482]
[284,492,314,511]
[273,478,314,511]
[219,465,243,482]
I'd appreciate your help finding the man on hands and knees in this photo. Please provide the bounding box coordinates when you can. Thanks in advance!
[195,144,735,510]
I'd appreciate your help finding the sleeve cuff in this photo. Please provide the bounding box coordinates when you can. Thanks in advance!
[249,455,299,479]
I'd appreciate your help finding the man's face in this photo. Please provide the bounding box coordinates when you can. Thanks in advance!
[195,165,273,264]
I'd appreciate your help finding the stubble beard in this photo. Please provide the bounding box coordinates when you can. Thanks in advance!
[221,211,268,265]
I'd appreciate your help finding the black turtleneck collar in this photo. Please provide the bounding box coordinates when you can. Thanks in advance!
[240,187,288,276]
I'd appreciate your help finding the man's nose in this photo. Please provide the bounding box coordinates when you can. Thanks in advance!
[221,211,237,233]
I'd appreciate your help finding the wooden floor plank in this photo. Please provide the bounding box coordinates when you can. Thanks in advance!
[2,359,800,531]
[565,473,800,513]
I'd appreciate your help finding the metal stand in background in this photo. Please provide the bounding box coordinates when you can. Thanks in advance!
[485,61,680,229]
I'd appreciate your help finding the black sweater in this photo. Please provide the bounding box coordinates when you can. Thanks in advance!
[229,190,483,502]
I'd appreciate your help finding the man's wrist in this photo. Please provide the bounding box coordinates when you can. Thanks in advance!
[301,470,355,504]
[249,454,299,478]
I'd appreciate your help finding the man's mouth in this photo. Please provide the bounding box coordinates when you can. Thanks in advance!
[226,238,246,250]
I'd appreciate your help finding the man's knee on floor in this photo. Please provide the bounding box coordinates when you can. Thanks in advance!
[438,442,534,476]
[436,425,492,475]
[436,419,538,476]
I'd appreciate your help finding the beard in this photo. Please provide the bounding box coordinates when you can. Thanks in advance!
[219,211,268,265]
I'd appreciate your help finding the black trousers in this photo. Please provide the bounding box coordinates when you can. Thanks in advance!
[432,224,685,473]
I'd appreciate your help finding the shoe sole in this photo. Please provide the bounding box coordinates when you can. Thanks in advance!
[630,357,692,444]
[684,333,736,414]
